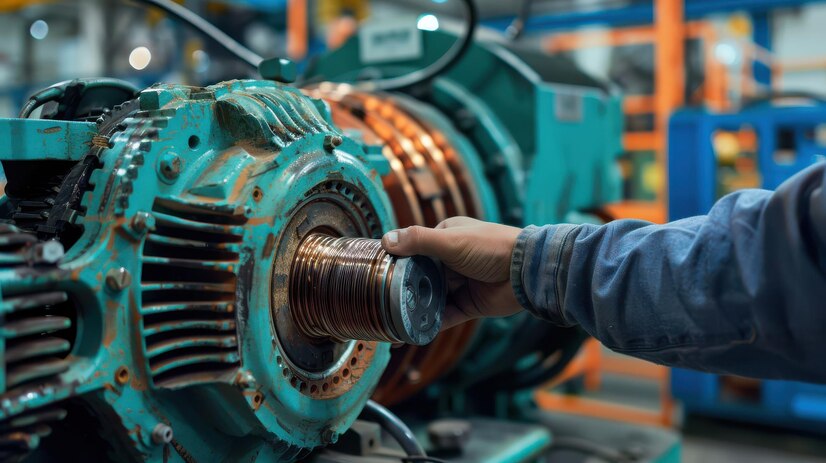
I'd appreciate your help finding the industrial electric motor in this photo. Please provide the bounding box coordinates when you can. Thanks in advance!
[0,31,620,462]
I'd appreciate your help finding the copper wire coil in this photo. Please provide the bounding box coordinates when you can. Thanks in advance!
[304,83,484,404]
[290,233,402,343]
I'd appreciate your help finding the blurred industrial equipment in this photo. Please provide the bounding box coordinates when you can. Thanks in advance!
[0,2,625,461]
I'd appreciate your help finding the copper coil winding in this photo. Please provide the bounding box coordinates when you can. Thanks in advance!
[304,84,484,404]
[290,234,401,343]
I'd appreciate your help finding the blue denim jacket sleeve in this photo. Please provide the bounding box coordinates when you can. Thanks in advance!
[511,162,826,383]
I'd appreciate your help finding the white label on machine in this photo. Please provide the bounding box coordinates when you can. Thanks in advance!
[359,21,422,64]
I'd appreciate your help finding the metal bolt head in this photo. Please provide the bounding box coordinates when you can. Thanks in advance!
[130,211,154,235]
[106,267,132,292]
[151,423,174,445]
[159,153,181,181]
[322,428,339,445]
[323,135,343,152]
[33,240,64,264]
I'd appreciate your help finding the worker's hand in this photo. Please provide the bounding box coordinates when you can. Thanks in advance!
[381,217,524,330]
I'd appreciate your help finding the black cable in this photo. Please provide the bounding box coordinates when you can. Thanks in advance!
[364,0,478,91]
[19,86,63,118]
[360,400,427,457]
[506,0,534,40]
[401,457,450,463]
[127,0,263,70]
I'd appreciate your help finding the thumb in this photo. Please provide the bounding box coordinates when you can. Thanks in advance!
[381,225,457,259]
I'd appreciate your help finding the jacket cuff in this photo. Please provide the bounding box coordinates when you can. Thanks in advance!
[510,224,580,326]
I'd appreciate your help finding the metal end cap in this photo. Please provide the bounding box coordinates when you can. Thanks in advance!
[387,255,445,346]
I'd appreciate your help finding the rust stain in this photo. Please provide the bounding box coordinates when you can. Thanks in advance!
[103,299,119,346]
[245,216,272,226]
[262,233,275,258]
[41,126,62,134]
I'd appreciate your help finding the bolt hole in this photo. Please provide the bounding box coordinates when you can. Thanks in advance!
[342,368,350,378]
[357,343,364,352]
[290,377,298,387]
[188,135,200,150]
[115,366,130,385]
[322,383,329,392]
[310,385,318,393]
[276,355,282,366]
[282,368,290,377]
[368,438,376,448]
[333,376,340,384]
[252,187,264,202]
[253,393,262,404]
[350,357,357,366]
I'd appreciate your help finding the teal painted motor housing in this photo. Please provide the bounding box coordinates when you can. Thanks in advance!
[0,80,396,461]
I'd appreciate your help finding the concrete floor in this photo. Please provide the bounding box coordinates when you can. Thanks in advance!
[581,351,826,462]
[682,416,826,463]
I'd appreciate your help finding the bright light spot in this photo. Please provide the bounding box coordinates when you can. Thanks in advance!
[129,46,152,70]
[432,0,448,3]
[417,14,439,31]
[714,43,739,66]
[192,49,210,73]
[29,20,48,40]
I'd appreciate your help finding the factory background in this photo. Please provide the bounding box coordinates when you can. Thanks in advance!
[0,1,825,463]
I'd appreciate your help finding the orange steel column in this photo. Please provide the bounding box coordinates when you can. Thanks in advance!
[654,0,685,208]
[287,0,309,60]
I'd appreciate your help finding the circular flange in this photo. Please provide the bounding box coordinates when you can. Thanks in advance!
[271,180,382,399]
[387,256,444,345]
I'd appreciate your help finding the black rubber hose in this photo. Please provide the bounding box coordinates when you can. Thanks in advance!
[365,0,478,91]
[128,0,263,69]
[361,400,426,456]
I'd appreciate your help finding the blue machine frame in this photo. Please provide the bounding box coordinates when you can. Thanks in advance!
[668,102,826,220]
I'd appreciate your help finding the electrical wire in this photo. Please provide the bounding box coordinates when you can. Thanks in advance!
[362,0,478,91]
[360,400,427,457]
[506,0,534,40]
[126,0,476,91]
[127,0,263,70]
[401,457,450,463]
[18,86,62,118]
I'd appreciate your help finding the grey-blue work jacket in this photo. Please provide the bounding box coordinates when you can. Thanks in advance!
[511,162,826,383]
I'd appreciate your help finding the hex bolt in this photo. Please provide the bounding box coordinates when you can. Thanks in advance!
[151,423,174,445]
[322,428,339,445]
[323,135,343,152]
[32,240,64,264]
[159,153,182,181]
[106,267,132,292]
[130,211,153,235]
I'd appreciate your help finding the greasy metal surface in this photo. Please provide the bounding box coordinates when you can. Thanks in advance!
[290,234,444,346]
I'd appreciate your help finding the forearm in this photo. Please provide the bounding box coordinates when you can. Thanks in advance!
[512,163,826,382]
